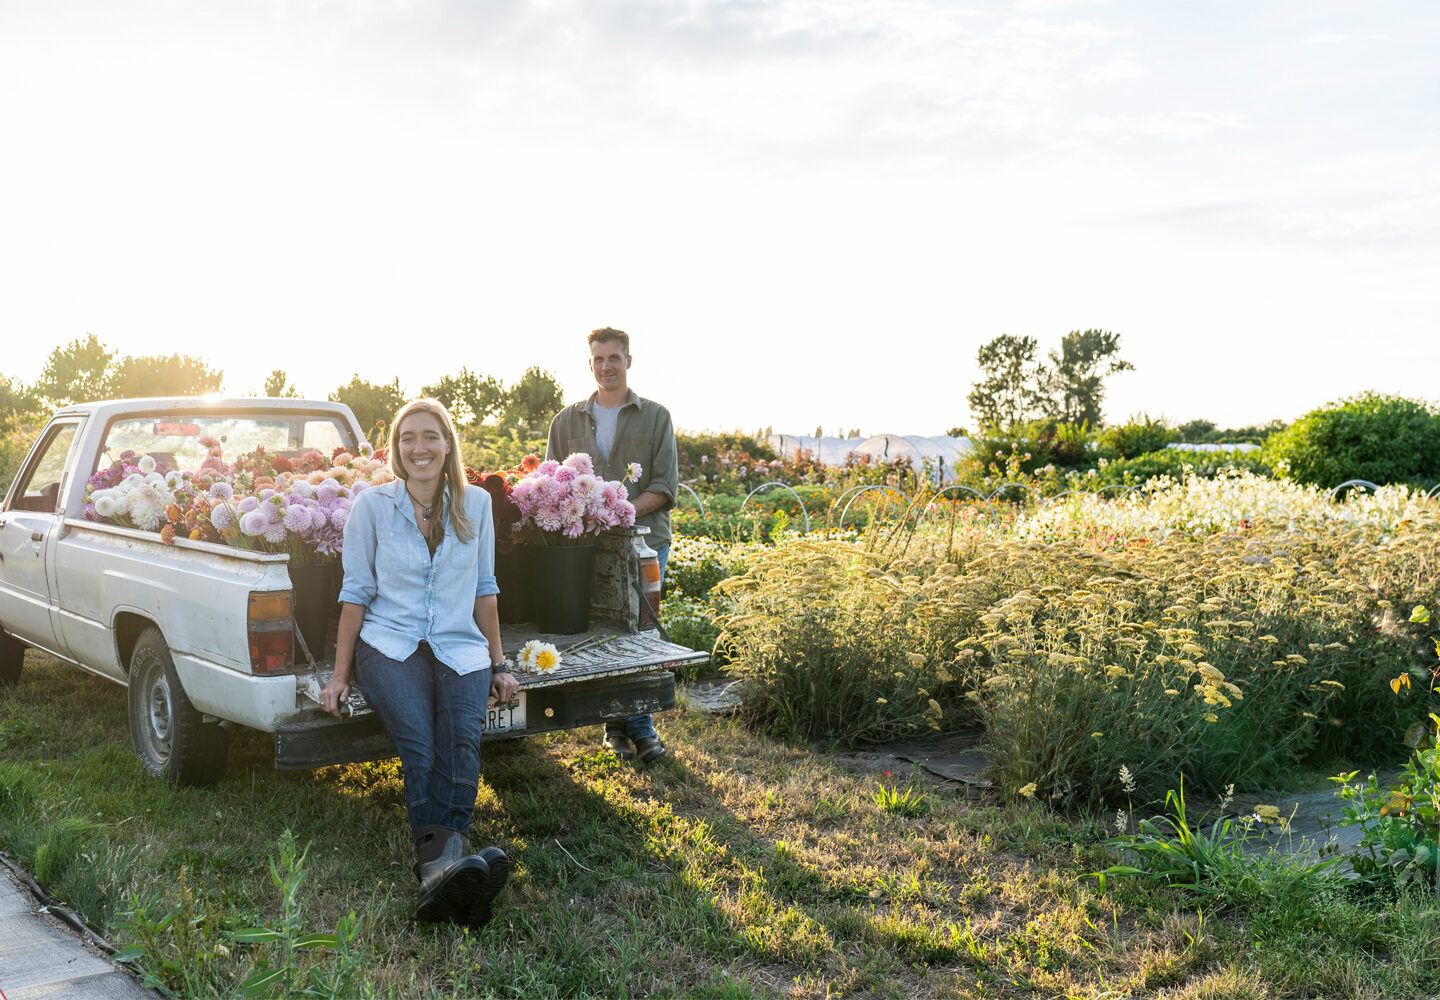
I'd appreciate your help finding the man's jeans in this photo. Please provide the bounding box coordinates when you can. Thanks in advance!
[356,639,491,833]
[607,541,669,742]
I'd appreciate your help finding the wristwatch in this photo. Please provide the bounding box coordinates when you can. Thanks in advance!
[492,656,512,673]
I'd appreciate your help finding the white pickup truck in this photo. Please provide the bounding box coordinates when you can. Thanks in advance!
[0,397,705,785]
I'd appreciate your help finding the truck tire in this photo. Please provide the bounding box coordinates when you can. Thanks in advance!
[127,627,229,786]
[0,630,23,686]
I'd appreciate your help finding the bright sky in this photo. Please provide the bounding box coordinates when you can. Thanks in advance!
[2,0,1436,436]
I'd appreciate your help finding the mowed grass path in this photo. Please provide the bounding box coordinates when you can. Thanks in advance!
[0,652,1435,998]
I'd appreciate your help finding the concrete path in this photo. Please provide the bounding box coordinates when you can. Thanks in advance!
[0,863,157,1000]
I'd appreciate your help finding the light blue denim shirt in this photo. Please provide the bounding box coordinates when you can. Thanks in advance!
[339,479,500,675]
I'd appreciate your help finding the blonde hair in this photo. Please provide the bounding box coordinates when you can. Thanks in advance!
[388,398,475,544]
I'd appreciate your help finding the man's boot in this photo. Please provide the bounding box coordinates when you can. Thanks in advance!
[413,826,490,926]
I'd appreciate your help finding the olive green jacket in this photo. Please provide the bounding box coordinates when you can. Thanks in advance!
[545,390,679,548]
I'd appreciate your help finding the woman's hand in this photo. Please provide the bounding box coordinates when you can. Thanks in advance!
[319,675,351,718]
[491,669,519,704]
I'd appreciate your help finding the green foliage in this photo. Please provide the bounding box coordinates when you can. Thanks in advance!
[967,333,1046,430]
[1092,779,1342,905]
[33,333,115,406]
[502,365,563,434]
[676,430,779,489]
[1091,448,1272,485]
[874,783,930,817]
[1102,413,1175,459]
[968,329,1133,431]
[1041,329,1135,427]
[458,424,547,473]
[327,375,406,443]
[34,816,103,885]
[968,419,1094,473]
[109,353,224,399]
[423,368,506,426]
[717,539,970,745]
[28,335,221,406]
[117,831,371,998]
[1177,418,1288,446]
[0,372,42,417]
[263,370,299,398]
[0,412,47,496]
[230,830,371,999]
[1266,392,1440,487]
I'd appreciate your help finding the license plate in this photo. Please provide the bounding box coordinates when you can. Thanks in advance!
[487,693,526,734]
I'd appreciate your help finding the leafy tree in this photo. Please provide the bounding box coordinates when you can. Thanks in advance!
[1266,392,1440,487]
[106,354,223,399]
[328,375,407,442]
[1176,418,1217,443]
[33,334,115,406]
[0,374,42,418]
[264,370,299,398]
[966,334,1046,431]
[422,369,506,425]
[968,330,1133,431]
[1039,329,1134,427]
[501,366,564,433]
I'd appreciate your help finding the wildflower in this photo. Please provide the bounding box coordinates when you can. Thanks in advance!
[1114,808,1128,835]
[1118,764,1136,793]
[1017,782,1038,798]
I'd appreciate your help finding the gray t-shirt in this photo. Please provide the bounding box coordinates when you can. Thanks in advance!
[592,402,622,462]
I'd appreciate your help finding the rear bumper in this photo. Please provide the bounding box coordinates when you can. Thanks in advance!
[274,670,677,770]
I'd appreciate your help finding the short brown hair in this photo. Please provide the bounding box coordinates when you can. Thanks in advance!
[588,327,629,354]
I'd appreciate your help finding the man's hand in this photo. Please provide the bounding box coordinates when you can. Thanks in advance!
[491,669,520,704]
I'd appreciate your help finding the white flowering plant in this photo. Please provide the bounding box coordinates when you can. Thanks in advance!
[517,640,560,673]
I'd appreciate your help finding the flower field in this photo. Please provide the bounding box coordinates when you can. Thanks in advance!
[669,473,1440,808]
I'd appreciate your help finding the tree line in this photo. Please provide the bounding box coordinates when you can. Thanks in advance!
[0,334,564,439]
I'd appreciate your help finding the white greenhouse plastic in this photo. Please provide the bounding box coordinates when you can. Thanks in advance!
[768,433,973,483]
[1166,442,1260,452]
[766,435,867,466]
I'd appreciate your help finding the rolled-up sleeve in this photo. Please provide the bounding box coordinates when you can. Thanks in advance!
[339,491,379,606]
[471,488,500,598]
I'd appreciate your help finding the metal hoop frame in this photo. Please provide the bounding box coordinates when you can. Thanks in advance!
[738,481,811,533]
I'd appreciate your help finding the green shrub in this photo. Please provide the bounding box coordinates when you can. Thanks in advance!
[969,419,1094,473]
[1101,414,1175,459]
[1265,392,1440,488]
[1094,448,1272,485]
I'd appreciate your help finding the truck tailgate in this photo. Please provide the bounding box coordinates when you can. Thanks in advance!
[280,627,709,770]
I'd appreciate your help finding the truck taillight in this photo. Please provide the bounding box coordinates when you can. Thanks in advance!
[249,591,294,675]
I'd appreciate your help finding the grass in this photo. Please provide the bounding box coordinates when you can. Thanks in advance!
[3,651,1440,997]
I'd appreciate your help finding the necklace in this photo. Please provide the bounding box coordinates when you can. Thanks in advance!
[407,485,438,523]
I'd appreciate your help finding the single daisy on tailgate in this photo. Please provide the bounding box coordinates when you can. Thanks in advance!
[518,640,561,674]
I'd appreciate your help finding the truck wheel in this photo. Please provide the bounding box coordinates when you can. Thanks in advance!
[0,631,23,686]
[127,627,229,786]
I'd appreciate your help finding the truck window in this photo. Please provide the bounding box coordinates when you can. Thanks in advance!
[98,414,358,474]
[8,421,79,513]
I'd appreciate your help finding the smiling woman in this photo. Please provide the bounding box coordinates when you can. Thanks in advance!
[318,397,519,929]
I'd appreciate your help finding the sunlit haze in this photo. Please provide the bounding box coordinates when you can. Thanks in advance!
[2,0,1436,435]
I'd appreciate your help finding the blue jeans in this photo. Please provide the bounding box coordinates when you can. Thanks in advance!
[356,639,491,833]
[607,542,669,742]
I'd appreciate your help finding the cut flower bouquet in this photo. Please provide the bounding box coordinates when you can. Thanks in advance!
[473,453,639,547]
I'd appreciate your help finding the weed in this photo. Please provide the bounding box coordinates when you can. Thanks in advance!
[873,784,930,818]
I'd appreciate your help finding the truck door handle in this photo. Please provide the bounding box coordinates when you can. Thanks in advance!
[31,531,44,542]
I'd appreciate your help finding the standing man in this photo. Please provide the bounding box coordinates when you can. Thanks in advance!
[546,327,678,764]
